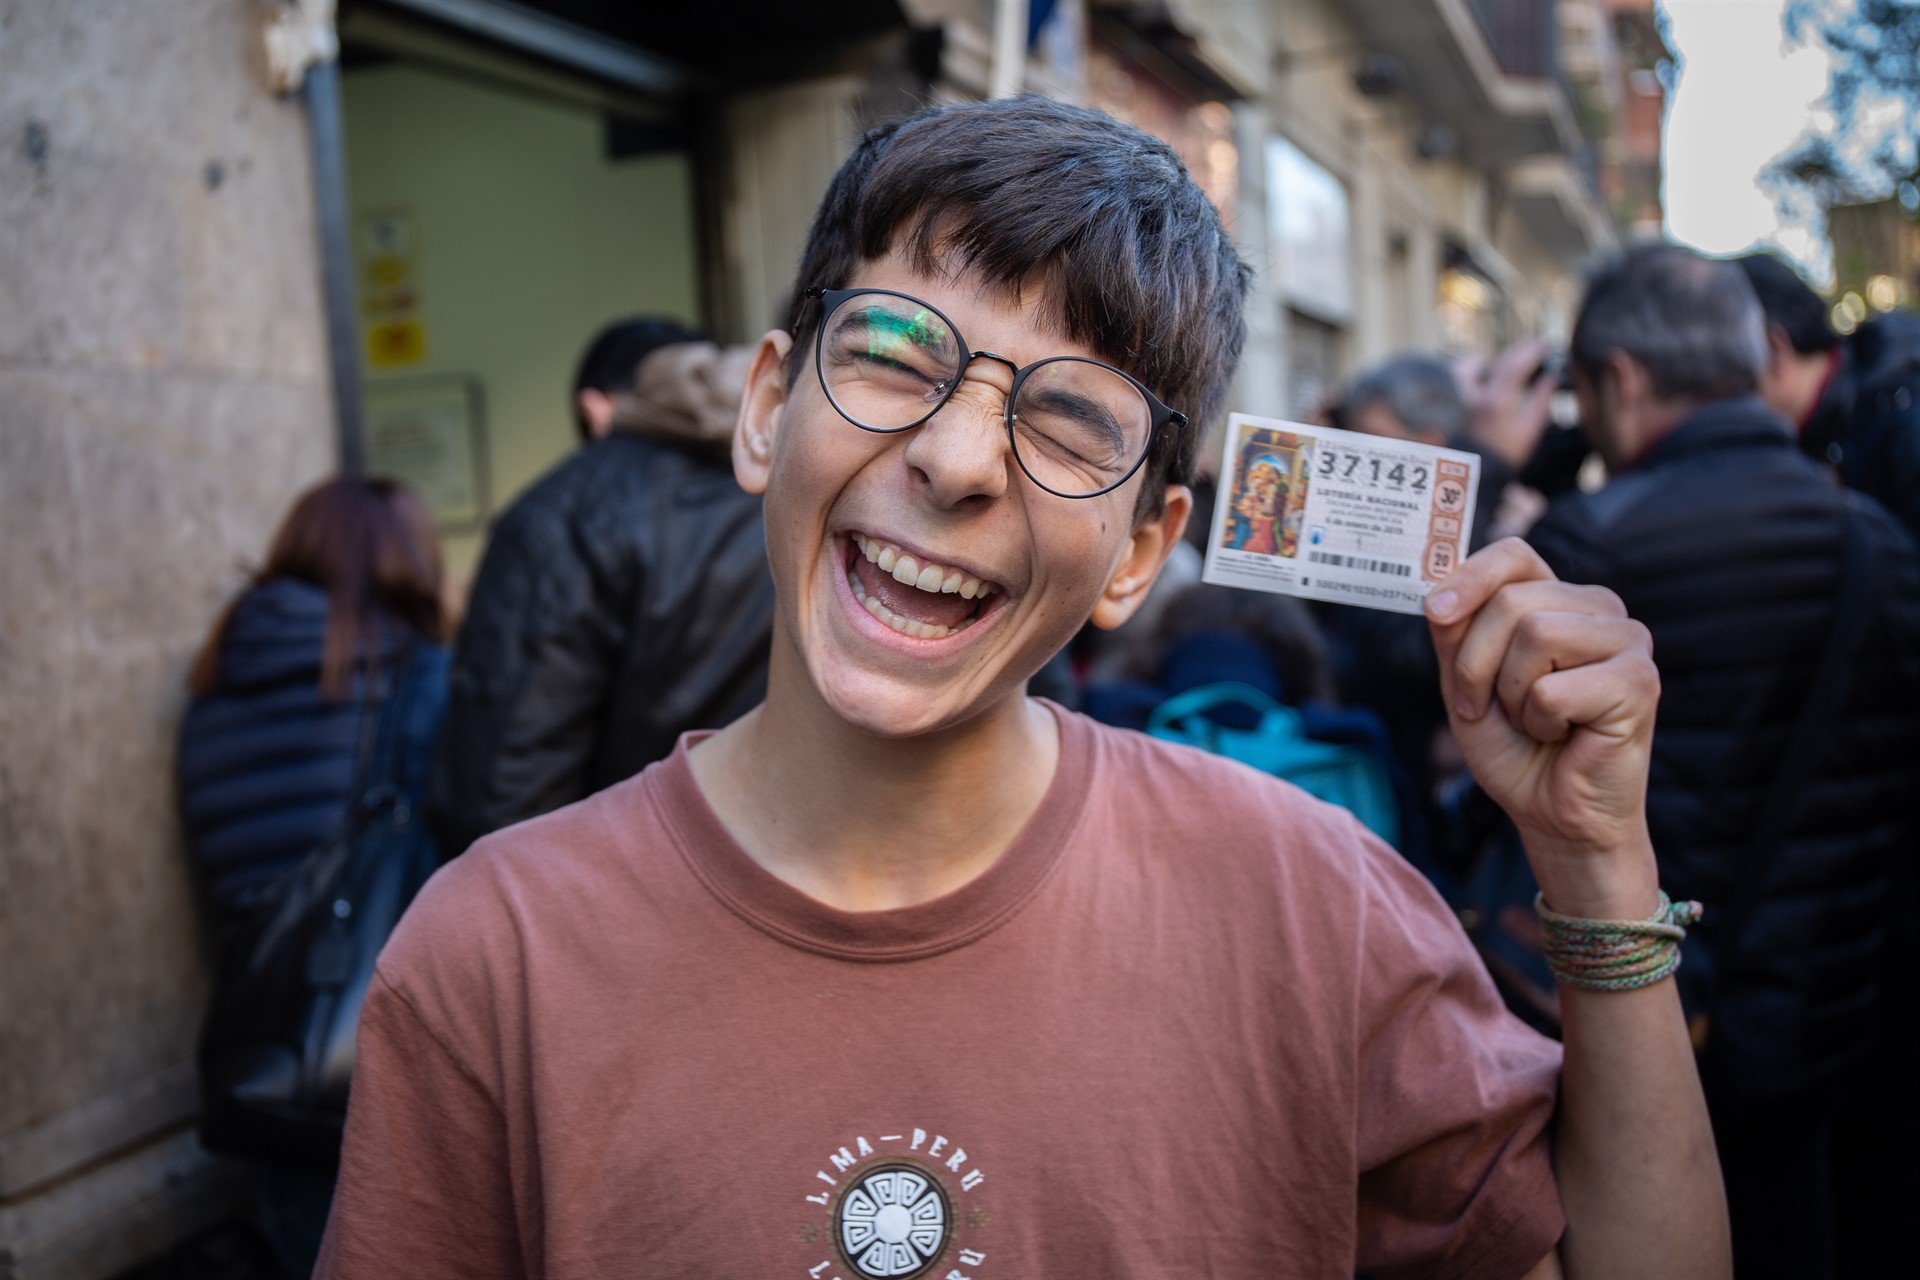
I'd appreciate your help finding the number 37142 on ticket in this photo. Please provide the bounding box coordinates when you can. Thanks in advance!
[1201,413,1480,616]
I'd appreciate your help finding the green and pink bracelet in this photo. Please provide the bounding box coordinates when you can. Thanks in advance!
[1534,892,1705,992]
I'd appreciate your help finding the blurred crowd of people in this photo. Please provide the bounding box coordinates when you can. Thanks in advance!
[175,242,1919,1279]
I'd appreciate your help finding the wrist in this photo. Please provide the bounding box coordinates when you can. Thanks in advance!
[1466,425,1521,470]
[1521,830,1661,920]
[1536,888,1701,992]
[1465,416,1540,471]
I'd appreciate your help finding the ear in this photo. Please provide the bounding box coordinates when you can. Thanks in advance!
[576,388,615,439]
[1600,350,1640,413]
[732,330,794,495]
[1090,485,1193,631]
[1764,323,1795,372]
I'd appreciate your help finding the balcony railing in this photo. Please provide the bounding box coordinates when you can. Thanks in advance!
[1463,0,1560,80]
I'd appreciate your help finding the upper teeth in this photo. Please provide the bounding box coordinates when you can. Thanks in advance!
[853,534,995,600]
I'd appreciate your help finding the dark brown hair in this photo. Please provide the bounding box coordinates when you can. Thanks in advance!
[189,476,446,700]
[1735,251,1840,355]
[1570,243,1767,403]
[785,96,1251,512]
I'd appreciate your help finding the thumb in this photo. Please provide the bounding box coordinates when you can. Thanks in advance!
[1425,586,1469,702]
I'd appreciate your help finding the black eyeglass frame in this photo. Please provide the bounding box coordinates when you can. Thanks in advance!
[804,285,1188,500]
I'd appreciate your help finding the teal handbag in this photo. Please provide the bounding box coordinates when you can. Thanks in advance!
[1146,682,1401,846]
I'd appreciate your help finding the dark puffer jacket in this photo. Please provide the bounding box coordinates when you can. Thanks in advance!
[1527,397,1920,1098]
[429,433,775,859]
[1804,311,1920,544]
[177,579,450,915]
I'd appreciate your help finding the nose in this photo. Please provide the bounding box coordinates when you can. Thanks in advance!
[901,355,1016,506]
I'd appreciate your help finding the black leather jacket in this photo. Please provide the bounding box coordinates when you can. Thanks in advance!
[1805,311,1920,544]
[429,432,774,858]
[1528,398,1920,1098]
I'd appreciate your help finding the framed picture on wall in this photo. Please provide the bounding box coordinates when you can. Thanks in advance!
[363,375,490,532]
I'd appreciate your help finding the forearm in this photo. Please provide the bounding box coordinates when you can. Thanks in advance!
[1426,539,1726,1276]
[1532,840,1730,1280]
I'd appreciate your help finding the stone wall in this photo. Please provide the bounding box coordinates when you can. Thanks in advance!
[0,1,334,1273]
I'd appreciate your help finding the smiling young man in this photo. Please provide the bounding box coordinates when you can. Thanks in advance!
[316,99,1727,1280]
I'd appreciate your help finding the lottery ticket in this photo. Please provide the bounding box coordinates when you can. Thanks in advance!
[1202,413,1480,616]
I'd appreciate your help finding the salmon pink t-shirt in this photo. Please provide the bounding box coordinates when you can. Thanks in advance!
[317,705,1563,1280]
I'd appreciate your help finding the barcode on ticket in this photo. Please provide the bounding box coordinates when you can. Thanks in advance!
[1306,551,1412,577]
[1202,413,1480,616]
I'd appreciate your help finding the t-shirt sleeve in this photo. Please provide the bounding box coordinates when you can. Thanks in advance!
[1349,829,1565,1280]
[314,970,523,1279]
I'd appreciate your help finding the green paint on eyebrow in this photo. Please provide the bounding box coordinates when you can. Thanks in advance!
[864,307,949,357]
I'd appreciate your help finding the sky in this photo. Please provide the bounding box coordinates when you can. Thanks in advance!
[1661,0,1834,278]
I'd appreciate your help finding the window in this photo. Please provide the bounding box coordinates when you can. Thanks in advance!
[1267,136,1354,324]
[1285,309,1343,420]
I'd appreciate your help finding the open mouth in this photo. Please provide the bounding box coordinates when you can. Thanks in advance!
[842,532,1004,640]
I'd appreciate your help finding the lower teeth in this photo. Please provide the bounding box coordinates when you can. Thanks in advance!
[850,569,976,639]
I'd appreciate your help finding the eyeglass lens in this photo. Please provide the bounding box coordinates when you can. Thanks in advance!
[819,291,1153,497]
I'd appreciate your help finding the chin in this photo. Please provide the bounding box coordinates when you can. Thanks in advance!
[809,659,1001,740]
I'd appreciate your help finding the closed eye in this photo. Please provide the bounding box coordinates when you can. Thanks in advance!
[1020,387,1128,457]
[852,350,924,376]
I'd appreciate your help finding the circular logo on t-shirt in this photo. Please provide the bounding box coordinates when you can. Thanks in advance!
[834,1162,951,1278]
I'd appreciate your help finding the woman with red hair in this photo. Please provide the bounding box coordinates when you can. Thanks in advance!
[177,475,450,1275]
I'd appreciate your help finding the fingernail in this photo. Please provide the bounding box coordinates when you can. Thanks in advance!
[1426,590,1457,620]
[1455,699,1478,721]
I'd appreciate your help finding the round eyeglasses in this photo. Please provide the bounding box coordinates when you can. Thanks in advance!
[805,286,1187,499]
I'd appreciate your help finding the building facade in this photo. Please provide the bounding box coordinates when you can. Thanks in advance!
[1828,192,1920,331]
[0,1,1630,1273]
[327,0,1628,561]
[2,2,336,1274]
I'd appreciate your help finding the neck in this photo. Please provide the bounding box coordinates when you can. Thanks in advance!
[1612,397,1705,468]
[1788,349,1842,430]
[689,642,1059,912]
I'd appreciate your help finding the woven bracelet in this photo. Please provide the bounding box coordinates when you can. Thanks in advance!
[1534,891,1704,992]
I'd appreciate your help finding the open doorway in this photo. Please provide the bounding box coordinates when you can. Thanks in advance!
[338,5,703,583]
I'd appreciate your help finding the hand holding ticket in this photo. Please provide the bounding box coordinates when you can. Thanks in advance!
[1202,413,1480,615]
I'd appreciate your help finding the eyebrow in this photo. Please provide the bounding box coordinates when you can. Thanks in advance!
[1022,384,1127,454]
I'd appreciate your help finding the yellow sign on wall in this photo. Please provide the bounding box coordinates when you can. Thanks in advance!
[366,319,427,368]
[356,207,426,367]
